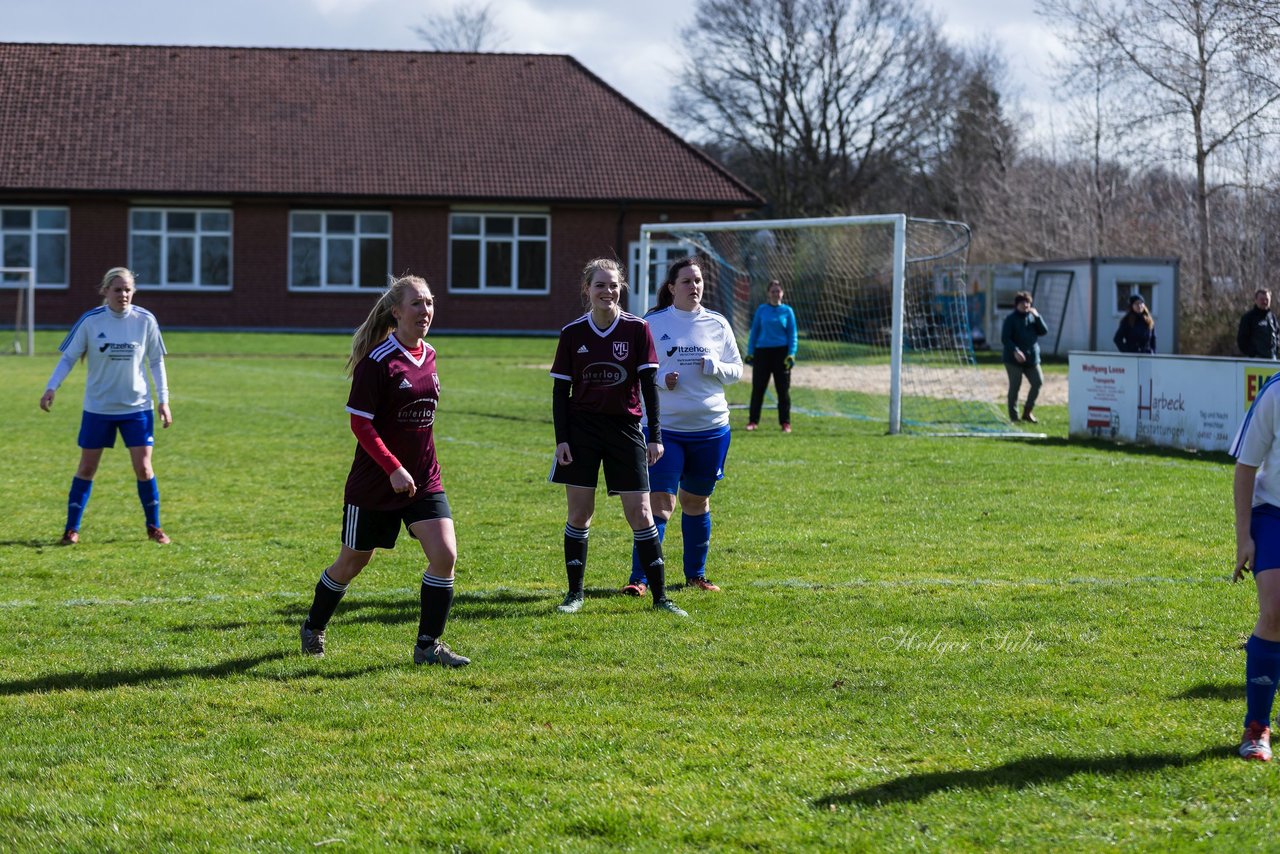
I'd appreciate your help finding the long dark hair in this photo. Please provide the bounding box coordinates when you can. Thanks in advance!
[1125,300,1154,330]
[653,255,703,311]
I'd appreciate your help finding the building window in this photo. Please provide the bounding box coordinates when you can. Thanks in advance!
[1115,281,1155,314]
[629,240,692,313]
[290,211,390,290]
[1,206,69,287]
[449,213,549,294]
[130,208,232,288]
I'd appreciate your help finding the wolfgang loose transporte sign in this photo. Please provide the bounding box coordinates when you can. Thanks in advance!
[1068,352,1280,452]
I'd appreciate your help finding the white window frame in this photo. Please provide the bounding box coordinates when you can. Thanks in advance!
[129,207,233,291]
[0,206,70,289]
[628,239,693,313]
[448,212,551,295]
[1114,281,1156,316]
[288,210,392,292]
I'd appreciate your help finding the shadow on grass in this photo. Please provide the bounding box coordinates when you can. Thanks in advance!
[275,589,555,626]
[1176,682,1244,701]
[816,747,1231,807]
[1012,434,1234,464]
[0,651,294,695]
[0,538,56,548]
[169,620,256,633]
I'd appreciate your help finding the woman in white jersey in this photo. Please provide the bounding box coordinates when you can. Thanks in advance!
[1231,373,1280,760]
[40,267,172,546]
[621,256,742,596]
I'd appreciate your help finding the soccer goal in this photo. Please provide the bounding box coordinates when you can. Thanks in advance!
[636,215,1019,436]
[0,267,35,356]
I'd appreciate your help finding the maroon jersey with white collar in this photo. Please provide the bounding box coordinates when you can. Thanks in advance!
[550,312,658,419]
[344,335,442,509]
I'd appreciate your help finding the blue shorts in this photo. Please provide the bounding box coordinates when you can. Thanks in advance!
[645,425,730,497]
[78,410,155,449]
[1253,504,1280,574]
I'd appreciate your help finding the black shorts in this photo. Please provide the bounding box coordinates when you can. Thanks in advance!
[549,411,649,495]
[341,492,452,552]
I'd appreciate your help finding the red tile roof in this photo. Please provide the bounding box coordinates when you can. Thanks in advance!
[0,43,762,206]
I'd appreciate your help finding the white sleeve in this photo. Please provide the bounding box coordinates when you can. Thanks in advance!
[45,351,77,392]
[149,356,169,405]
[1236,391,1279,467]
[702,318,743,385]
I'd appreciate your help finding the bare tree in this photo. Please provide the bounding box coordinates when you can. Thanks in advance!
[673,0,965,217]
[412,2,507,52]
[1037,0,1280,300]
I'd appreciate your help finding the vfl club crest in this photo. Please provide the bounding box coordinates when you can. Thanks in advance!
[613,341,629,360]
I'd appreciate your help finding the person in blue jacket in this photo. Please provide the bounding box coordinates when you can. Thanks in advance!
[1001,290,1049,423]
[745,279,798,432]
[1113,294,1156,353]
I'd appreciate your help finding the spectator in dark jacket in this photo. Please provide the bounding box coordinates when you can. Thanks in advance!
[1114,295,1156,353]
[1001,290,1049,423]
[1239,289,1280,360]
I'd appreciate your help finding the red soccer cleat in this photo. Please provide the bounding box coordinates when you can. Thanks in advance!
[147,525,171,545]
[60,529,79,546]
[1241,721,1273,761]
[621,582,648,597]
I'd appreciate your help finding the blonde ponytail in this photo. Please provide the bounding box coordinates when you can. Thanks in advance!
[346,275,431,375]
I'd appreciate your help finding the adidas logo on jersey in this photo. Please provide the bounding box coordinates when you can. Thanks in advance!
[577,345,589,353]
[660,333,671,340]
[399,378,412,389]
[97,332,107,338]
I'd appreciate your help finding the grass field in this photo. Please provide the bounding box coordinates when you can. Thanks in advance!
[0,332,1270,850]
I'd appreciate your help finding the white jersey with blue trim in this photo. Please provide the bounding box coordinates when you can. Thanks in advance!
[56,305,168,415]
[645,305,743,432]
[1233,372,1280,508]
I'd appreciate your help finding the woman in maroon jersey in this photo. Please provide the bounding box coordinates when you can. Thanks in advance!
[299,274,470,667]
[548,257,687,616]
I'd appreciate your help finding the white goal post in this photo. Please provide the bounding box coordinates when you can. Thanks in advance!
[1,267,35,357]
[637,215,1019,436]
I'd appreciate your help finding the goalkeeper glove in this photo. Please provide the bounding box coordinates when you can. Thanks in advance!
[784,355,795,369]
[743,353,753,364]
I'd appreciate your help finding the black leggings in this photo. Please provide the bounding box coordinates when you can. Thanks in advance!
[749,346,792,424]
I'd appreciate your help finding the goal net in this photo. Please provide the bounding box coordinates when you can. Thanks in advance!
[0,267,35,356]
[637,215,1017,435]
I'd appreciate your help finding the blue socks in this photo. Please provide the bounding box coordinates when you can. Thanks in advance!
[66,476,93,532]
[628,514,714,582]
[1245,634,1280,728]
[628,518,666,585]
[682,512,711,580]
[137,477,161,528]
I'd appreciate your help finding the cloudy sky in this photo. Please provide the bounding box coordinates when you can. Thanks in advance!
[6,0,1062,126]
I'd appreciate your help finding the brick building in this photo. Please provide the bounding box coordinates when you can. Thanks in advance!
[0,43,761,332]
